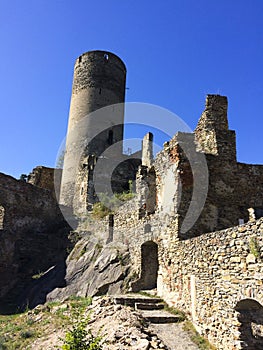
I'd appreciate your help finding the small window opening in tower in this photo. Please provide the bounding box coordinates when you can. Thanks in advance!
[81,187,84,195]
[78,56,82,63]
[0,205,5,230]
[99,88,102,95]
[104,53,109,62]
[108,130,113,145]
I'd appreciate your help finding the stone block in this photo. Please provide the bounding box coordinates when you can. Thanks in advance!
[246,253,256,264]
[230,256,241,263]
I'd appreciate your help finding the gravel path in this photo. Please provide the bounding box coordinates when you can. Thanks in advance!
[150,322,199,350]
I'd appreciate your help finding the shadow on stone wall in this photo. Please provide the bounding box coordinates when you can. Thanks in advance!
[0,224,71,315]
[235,298,263,350]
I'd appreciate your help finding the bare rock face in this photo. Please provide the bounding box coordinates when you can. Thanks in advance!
[47,235,130,301]
[0,172,71,313]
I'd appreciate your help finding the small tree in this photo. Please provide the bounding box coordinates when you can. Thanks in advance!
[19,174,28,182]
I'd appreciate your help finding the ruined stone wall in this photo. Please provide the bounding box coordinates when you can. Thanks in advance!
[0,172,63,233]
[27,166,62,199]
[111,203,263,348]
[0,172,69,311]
[158,218,263,350]
[106,94,263,349]
[195,94,236,161]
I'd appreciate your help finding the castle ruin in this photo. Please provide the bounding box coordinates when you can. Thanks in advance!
[1,50,263,349]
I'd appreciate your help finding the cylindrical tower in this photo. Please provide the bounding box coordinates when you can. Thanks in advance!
[60,50,127,208]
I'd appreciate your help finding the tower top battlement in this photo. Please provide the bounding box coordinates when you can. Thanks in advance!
[72,50,126,96]
[74,50,127,71]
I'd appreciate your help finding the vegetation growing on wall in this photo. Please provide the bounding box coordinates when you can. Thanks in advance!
[249,236,261,259]
[92,190,135,219]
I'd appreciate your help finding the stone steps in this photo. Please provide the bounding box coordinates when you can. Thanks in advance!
[113,294,182,325]
[113,295,162,308]
[141,310,182,324]
[135,302,164,311]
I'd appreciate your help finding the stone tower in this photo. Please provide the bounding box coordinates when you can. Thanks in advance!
[60,51,127,209]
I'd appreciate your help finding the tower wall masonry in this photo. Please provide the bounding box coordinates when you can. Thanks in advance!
[60,51,126,208]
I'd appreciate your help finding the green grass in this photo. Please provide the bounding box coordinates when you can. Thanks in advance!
[67,296,92,313]
[137,291,161,298]
[183,321,217,350]
[137,292,186,321]
[0,296,93,349]
[163,304,186,321]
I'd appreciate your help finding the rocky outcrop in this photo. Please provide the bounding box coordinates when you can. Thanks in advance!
[47,234,131,301]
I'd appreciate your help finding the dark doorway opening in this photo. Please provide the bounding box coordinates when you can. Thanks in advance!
[140,241,159,289]
[131,241,159,292]
[235,298,263,349]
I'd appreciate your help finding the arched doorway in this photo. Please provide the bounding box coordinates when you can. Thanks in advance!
[235,298,263,349]
[131,241,159,292]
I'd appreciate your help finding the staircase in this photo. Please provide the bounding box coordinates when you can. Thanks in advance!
[113,294,199,350]
[113,294,182,324]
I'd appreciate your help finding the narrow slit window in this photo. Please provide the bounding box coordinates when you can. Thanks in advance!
[108,130,113,145]
[0,206,5,230]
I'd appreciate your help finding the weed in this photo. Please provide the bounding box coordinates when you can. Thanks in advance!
[69,231,82,244]
[115,192,135,202]
[62,318,103,350]
[80,244,88,257]
[163,304,186,321]
[0,337,7,350]
[26,317,35,326]
[68,296,92,313]
[138,291,160,298]
[92,191,135,219]
[249,237,261,259]
[46,301,61,309]
[116,250,128,266]
[183,321,217,350]
[61,297,103,350]
[20,330,34,339]
[32,271,45,280]
[92,202,110,219]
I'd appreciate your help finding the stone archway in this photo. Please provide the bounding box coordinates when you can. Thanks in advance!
[235,298,263,350]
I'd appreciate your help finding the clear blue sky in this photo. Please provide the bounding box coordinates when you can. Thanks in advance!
[1,0,263,178]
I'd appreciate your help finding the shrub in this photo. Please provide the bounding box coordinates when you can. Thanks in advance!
[61,315,103,350]
[92,191,135,219]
